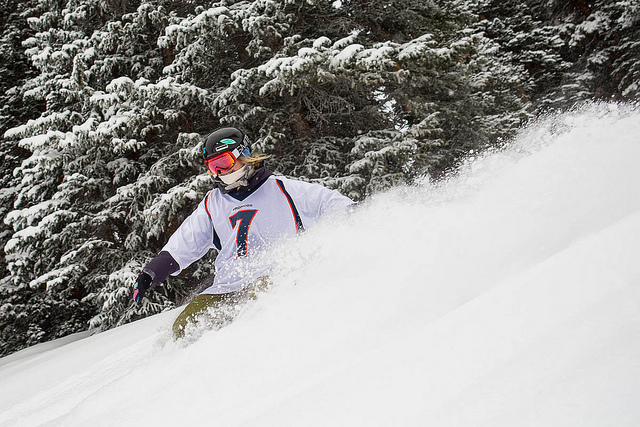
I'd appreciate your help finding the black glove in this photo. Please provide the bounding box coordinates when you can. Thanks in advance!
[133,272,153,303]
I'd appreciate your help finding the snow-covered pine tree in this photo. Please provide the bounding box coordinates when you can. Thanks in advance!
[158,0,384,199]
[476,1,577,113]
[204,0,529,196]
[0,0,52,356]
[476,0,640,112]
[0,0,44,257]
[564,0,640,101]
[0,0,44,134]
[349,0,530,180]
[0,0,216,355]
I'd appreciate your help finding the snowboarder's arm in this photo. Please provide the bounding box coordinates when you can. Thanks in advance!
[133,195,215,302]
[291,178,355,220]
[133,251,180,302]
[160,194,216,274]
[143,251,180,287]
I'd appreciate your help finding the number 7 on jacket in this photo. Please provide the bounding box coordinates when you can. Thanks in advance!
[229,209,258,257]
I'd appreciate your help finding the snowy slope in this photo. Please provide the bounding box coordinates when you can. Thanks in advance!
[1,102,640,426]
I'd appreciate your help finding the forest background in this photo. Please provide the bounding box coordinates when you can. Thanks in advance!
[0,0,638,356]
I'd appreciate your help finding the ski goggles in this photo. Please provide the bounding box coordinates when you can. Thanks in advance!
[204,151,238,175]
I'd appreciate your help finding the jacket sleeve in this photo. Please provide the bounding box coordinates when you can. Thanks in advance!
[283,178,355,226]
[142,251,180,288]
[156,194,216,276]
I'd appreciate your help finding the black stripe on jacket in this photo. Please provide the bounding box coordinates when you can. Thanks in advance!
[275,178,305,233]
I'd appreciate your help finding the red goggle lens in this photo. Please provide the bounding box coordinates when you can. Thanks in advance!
[204,152,236,175]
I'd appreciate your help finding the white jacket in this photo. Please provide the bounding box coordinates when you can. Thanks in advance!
[161,172,354,294]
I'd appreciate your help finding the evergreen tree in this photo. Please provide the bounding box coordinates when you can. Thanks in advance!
[0,0,215,355]
[196,0,529,192]
[567,0,640,100]
[477,0,640,112]
[0,0,49,355]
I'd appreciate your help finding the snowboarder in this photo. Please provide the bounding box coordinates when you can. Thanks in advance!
[133,127,354,338]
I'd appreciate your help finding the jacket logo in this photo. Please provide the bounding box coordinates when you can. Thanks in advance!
[233,204,253,211]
